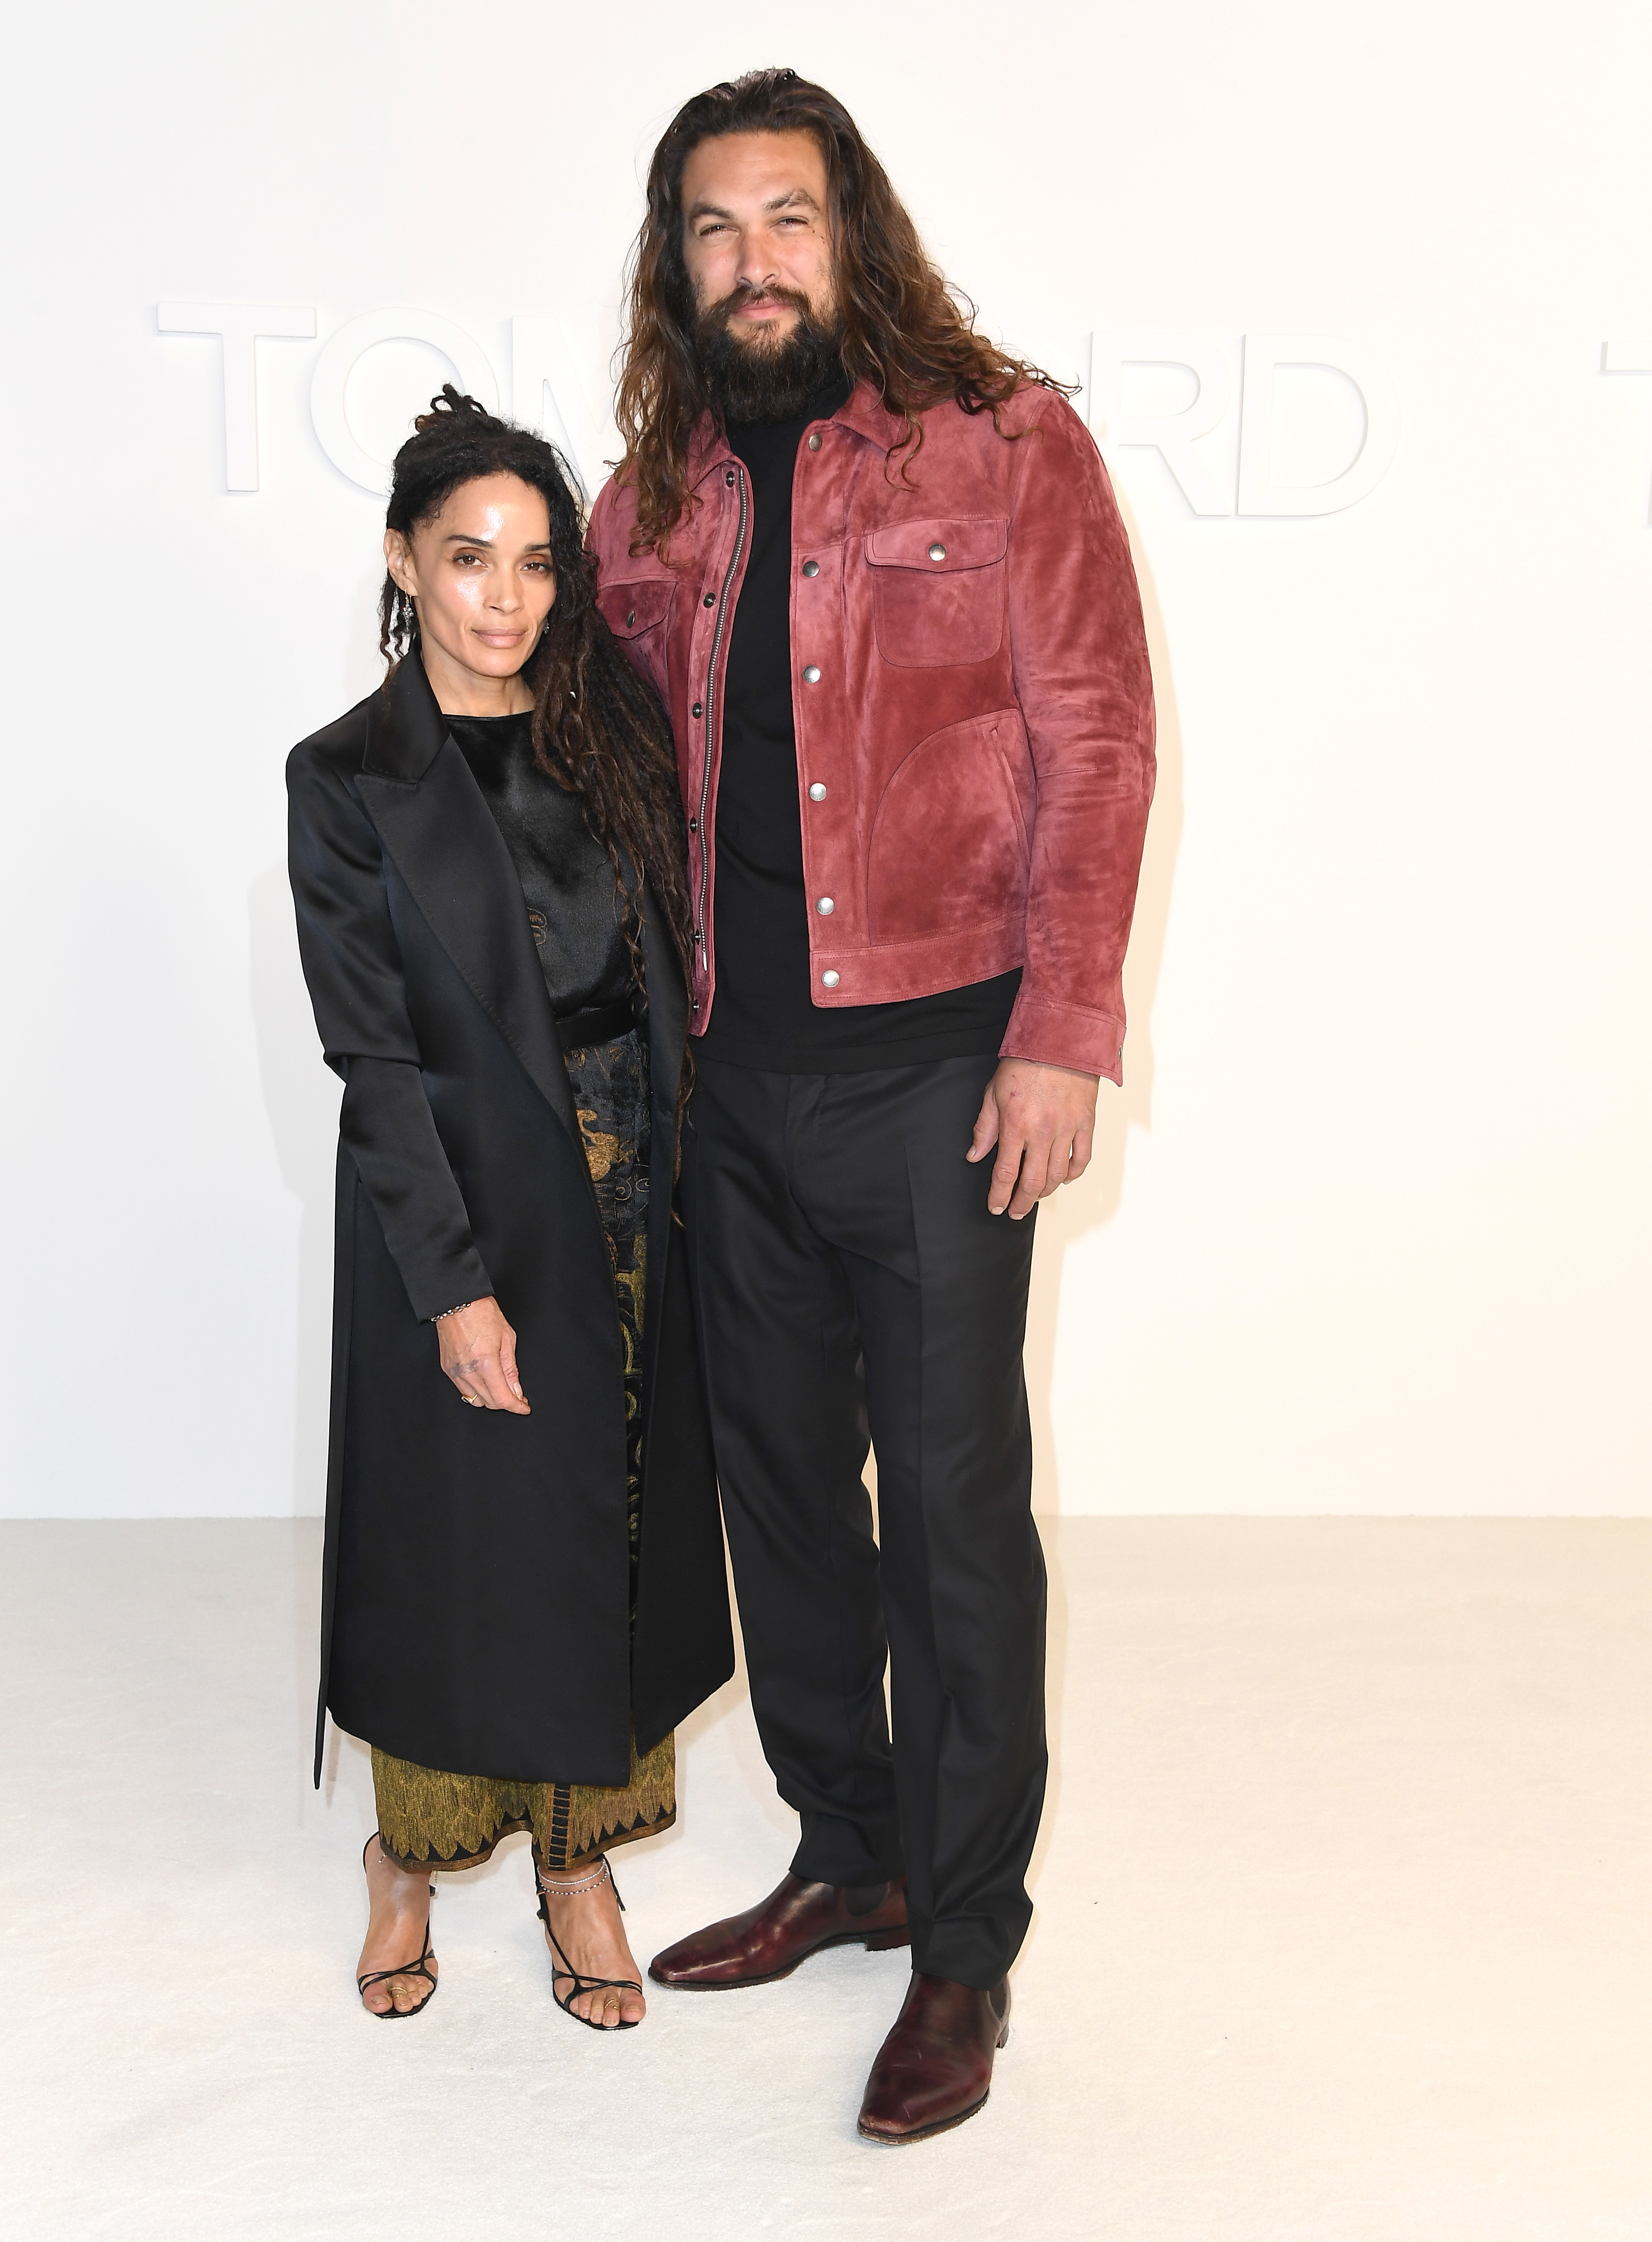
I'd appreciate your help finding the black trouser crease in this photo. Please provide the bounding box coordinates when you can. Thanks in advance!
[682,1052,1047,1989]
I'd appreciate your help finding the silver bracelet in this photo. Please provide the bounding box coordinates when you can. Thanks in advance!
[432,1299,476,1323]
[537,1857,613,1898]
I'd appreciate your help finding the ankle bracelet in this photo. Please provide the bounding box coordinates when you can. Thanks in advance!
[538,1858,611,1897]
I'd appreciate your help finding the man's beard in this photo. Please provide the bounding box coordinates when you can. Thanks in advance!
[694,285,843,424]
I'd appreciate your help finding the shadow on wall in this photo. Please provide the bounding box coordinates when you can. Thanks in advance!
[1022,490,1183,1514]
[251,570,389,1519]
[249,861,339,1519]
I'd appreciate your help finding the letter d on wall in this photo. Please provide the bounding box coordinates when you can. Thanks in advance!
[1238,336,1401,516]
[310,309,499,491]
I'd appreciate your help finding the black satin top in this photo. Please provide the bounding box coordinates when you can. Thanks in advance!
[446,711,634,1029]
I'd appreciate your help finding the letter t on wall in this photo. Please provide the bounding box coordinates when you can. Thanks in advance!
[157,302,317,490]
[1602,341,1652,522]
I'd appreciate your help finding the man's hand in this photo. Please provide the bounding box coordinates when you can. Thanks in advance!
[437,1296,530,1413]
[967,1060,1101,1219]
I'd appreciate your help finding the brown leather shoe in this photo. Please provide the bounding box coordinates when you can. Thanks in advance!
[856,1972,1011,2143]
[648,1873,910,1990]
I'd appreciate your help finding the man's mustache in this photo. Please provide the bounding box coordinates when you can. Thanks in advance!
[700,282,815,330]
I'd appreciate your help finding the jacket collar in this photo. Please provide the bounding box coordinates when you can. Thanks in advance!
[362,651,449,783]
[834,378,907,454]
[684,375,904,487]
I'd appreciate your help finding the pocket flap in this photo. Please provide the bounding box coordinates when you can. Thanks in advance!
[864,517,1008,572]
[598,578,676,636]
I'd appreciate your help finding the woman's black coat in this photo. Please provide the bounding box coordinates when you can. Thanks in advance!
[287,655,732,1785]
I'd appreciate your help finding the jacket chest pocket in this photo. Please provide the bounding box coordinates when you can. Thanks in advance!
[864,516,1008,669]
[597,576,676,668]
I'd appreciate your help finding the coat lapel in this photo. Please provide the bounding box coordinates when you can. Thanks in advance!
[640,886,687,1121]
[639,879,688,1399]
[355,659,579,1145]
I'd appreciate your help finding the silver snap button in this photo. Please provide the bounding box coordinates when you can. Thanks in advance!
[802,559,819,577]
[821,969,840,988]
[928,542,947,562]
[807,433,822,451]
[816,897,834,915]
[802,664,821,684]
[626,610,636,627]
[808,782,827,801]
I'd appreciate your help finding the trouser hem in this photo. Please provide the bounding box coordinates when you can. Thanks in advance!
[909,1938,1022,1991]
[791,1808,905,1890]
[790,1845,908,1889]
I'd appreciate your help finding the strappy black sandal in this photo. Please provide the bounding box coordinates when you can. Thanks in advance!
[536,1854,643,2031]
[357,1834,438,2020]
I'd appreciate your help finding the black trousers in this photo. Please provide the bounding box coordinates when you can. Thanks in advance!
[681,1052,1047,1988]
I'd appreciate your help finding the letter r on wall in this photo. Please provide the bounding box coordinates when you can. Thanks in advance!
[1090,335,1235,515]
[157,302,317,490]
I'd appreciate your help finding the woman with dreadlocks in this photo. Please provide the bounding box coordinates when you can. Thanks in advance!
[287,388,732,2030]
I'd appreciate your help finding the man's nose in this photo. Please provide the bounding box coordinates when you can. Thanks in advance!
[734,239,779,296]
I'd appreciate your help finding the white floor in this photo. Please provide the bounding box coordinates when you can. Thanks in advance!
[2,1518,1649,2241]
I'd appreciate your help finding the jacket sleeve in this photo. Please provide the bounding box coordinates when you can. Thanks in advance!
[287,742,494,1321]
[999,394,1156,1083]
[584,473,625,575]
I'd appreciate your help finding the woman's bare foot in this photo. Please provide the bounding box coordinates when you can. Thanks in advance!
[537,1858,645,2028]
[356,1836,437,2015]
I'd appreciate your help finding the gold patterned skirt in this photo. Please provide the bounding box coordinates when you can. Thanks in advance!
[373,1028,672,1872]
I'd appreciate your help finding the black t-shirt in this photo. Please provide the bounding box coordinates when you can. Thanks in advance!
[447,710,633,1023]
[692,370,1020,1072]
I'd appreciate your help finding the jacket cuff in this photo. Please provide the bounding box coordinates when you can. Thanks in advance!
[999,991,1125,1085]
[405,1249,494,1326]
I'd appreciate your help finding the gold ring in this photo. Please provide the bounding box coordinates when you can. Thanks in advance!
[462,1394,483,1408]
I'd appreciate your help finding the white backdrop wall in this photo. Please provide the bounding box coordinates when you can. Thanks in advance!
[2,0,1648,1518]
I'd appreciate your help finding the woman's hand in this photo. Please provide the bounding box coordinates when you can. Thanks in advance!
[437,1298,530,1413]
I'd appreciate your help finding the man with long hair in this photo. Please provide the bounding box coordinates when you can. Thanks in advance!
[589,69,1154,2141]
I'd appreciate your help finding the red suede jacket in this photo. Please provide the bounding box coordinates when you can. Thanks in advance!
[586,379,1155,1081]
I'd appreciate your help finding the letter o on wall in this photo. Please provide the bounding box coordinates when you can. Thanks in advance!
[310,308,499,491]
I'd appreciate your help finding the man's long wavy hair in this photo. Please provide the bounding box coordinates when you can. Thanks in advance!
[614,68,1057,555]
[380,389,692,987]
